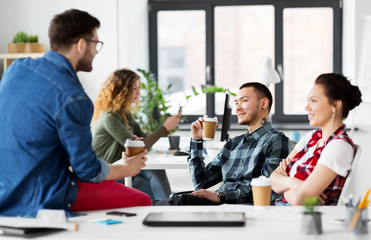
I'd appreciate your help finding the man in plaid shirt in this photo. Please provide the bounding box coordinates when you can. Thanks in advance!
[184,82,291,205]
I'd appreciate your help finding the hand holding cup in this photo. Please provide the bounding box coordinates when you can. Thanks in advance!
[125,139,145,157]
[202,117,218,140]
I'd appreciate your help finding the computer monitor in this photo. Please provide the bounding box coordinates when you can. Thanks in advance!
[221,94,232,142]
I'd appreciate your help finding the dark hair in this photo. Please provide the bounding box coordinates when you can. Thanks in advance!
[239,82,273,112]
[48,9,100,51]
[315,73,362,119]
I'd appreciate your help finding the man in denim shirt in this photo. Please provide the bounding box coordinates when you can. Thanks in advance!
[177,82,291,205]
[0,9,151,217]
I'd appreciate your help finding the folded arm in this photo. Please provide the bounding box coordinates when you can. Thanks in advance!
[270,148,299,193]
[283,164,337,205]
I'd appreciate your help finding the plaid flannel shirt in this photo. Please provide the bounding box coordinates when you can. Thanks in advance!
[282,124,355,205]
[187,123,291,204]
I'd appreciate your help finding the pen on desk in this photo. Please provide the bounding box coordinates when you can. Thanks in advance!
[72,222,78,231]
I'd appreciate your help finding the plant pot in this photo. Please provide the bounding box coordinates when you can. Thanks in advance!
[8,43,44,53]
[301,212,323,234]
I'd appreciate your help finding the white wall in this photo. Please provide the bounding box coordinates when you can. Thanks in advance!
[342,0,371,198]
[0,0,370,199]
[0,0,149,101]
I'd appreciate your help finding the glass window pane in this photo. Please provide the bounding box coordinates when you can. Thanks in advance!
[157,10,206,115]
[283,8,333,114]
[214,5,274,115]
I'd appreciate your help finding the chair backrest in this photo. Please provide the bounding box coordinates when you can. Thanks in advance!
[289,140,297,150]
[337,144,361,206]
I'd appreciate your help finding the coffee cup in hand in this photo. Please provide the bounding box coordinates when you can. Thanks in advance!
[202,117,218,140]
[251,176,272,206]
[124,139,145,157]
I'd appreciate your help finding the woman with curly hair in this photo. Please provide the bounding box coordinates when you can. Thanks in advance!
[92,68,181,200]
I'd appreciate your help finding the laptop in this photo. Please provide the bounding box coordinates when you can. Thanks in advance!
[143,212,245,227]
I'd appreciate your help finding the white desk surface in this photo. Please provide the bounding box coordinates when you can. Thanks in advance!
[140,136,214,169]
[123,151,190,186]
[1,206,369,240]
[123,137,196,187]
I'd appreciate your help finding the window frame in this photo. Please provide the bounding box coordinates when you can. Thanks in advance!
[148,0,342,126]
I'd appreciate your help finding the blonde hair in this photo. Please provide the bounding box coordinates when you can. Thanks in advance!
[92,68,140,127]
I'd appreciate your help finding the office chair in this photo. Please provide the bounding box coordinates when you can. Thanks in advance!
[337,144,361,206]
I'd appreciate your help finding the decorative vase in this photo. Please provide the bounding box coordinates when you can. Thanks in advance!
[301,212,323,234]
[8,43,44,53]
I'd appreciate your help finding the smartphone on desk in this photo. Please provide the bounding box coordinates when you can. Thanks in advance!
[106,211,136,217]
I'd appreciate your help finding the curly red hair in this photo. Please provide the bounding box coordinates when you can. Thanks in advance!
[92,68,140,127]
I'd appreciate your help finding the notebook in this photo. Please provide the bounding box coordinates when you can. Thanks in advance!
[0,225,65,238]
[143,212,245,227]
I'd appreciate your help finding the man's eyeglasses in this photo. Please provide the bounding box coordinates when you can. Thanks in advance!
[84,39,104,52]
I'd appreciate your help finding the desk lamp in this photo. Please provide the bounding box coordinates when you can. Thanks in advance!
[258,57,281,86]
[257,57,281,127]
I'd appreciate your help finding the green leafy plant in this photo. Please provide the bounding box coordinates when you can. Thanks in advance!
[303,196,320,214]
[186,85,236,100]
[137,69,172,134]
[12,31,29,43]
[12,31,38,43]
[28,35,38,43]
[136,69,236,134]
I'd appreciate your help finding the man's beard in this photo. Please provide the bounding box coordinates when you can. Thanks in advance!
[76,49,93,72]
[237,110,259,126]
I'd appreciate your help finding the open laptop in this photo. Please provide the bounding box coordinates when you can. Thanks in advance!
[143,212,245,227]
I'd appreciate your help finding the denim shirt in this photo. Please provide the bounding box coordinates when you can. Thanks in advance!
[0,51,109,217]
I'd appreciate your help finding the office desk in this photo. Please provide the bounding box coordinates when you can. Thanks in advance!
[1,206,368,240]
[117,137,194,187]
[123,152,190,187]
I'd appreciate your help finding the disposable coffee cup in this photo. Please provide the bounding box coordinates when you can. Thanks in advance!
[251,176,272,206]
[124,139,145,157]
[202,117,218,140]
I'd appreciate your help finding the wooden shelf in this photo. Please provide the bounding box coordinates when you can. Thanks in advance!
[0,53,44,71]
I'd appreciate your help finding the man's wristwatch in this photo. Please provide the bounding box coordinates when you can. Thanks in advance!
[217,191,226,204]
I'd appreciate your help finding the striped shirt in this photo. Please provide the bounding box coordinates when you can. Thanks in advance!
[188,123,291,204]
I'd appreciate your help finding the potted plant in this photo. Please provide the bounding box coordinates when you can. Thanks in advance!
[136,69,236,135]
[301,196,322,234]
[136,69,172,134]
[8,31,44,53]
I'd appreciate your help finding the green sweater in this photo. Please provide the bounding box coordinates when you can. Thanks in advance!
[92,111,167,164]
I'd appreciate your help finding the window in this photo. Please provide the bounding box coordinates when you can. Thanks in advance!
[149,0,342,125]
[156,10,206,115]
[283,8,334,115]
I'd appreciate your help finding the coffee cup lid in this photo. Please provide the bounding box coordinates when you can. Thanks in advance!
[124,139,145,147]
[204,117,218,122]
[251,176,272,186]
